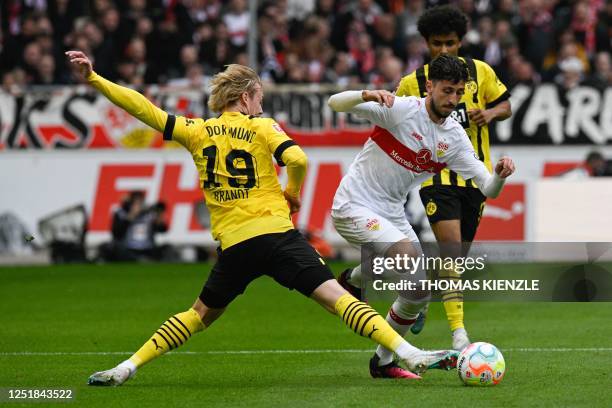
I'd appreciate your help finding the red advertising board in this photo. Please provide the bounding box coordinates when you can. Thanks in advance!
[475,184,525,241]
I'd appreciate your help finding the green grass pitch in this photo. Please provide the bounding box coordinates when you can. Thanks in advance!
[1,263,610,407]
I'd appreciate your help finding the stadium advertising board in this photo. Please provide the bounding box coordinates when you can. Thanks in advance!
[2,147,612,248]
[1,85,611,149]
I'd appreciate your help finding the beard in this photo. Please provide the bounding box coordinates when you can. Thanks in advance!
[430,96,453,119]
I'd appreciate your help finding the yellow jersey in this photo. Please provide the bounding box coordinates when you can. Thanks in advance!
[396,58,509,188]
[88,72,305,250]
[166,113,300,249]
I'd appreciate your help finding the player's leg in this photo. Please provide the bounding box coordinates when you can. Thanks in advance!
[429,219,470,349]
[88,243,262,386]
[310,280,457,376]
[332,210,363,298]
[369,236,429,374]
[332,207,409,299]
[419,186,465,343]
[447,188,486,351]
[268,229,457,378]
[87,299,224,386]
[331,208,439,377]
[337,264,363,299]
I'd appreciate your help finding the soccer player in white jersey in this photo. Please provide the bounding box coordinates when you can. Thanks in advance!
[327,54,515,379]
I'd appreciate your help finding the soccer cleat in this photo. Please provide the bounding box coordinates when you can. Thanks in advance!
[338,268,362,300]
[88,366,134,386]
[403,350,459,375]
[369,354,421,379]
[452,328,471,351]
[410,305,429,335]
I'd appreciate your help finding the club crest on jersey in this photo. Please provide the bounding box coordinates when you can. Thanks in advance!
[466,80,478,94]
[426,201,437,216]
[416,149,433,165]
[365,218,381,231]
[437,141,449,157]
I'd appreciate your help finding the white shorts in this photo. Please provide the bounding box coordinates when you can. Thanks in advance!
[332,204,419,256]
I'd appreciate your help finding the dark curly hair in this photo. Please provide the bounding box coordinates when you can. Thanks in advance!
[429,54,469,84]
[417,5,468,41]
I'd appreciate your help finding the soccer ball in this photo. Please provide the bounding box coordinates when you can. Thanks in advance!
[457,342,505,386]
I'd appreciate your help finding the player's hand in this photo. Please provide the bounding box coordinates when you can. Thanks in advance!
[283,191,301,214]
[65,50,93,79]
[467,109,495,126]
[362,90,395,108]
[495,156,515,179]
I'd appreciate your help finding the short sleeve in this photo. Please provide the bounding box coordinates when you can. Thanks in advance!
[395,73,419,97]
[163,115,206,152]
[264,120,296,166]
[350,96,420,130]
[480,62,510,107]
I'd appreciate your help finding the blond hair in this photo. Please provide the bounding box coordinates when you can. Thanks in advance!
[208,64,261,112]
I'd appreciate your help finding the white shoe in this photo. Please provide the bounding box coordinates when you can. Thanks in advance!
[452,328,471,351]
[402,350,459,375]
[88,366,134,386]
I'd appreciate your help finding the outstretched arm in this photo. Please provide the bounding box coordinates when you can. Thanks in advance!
[328,90,417,129]
[446,132,515,199]
[66,50,168,133]
[327,90,395,112]
[466,157,515,198]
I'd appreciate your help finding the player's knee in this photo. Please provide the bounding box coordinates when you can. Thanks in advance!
[192,298,226,327]
[397,290,430,308]
[384,239,420,260]
[382,239,428,283]
[321,302,337,315]
[310,279,347,314]
[431,220,462,248]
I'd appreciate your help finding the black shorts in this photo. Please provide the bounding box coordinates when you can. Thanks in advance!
[199,229,334,309]
[419,185,486,242]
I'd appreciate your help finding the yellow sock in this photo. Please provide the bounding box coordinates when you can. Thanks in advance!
[129,308,205,368]
[439,265,464,331]
[334,293,404,352]
[442,300,464,331]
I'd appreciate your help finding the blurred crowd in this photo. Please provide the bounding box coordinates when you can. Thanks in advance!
[1,0,611,92]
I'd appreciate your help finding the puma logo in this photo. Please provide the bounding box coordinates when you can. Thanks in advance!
[152,338,162,350]
[368,325,379,338]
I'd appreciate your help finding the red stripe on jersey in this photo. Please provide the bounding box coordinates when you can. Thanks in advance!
[370,126,447,174]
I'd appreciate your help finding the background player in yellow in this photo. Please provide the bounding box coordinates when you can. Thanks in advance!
[66,50,460,386]
[339,5,512,352]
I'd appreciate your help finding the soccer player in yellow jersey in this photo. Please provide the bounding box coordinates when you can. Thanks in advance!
[339,5,512,353]
[66,50,459,385]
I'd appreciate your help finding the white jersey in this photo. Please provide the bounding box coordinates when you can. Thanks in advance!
[332,96,490,221]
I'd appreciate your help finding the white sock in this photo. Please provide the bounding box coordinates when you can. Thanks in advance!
[375,297,424,365]
[453,327,467,337]
[347,265,362,286]
[394,341,422,363]
[118,359,137,375]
